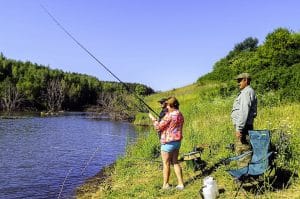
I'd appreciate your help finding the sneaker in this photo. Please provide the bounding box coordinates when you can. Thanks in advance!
[162,184,171,190]
[176,185,184,190]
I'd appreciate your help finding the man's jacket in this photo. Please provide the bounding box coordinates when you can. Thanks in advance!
[231,85,257,131]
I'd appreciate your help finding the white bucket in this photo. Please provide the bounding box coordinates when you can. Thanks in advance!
[202,176,219,199]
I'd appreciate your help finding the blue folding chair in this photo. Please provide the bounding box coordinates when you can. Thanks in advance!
[226,130,274,197]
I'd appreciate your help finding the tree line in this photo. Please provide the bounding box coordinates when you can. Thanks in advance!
[198,28,300,105]
[0,53,154,119]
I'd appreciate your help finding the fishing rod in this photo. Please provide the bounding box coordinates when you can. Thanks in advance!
[40,4,159,117]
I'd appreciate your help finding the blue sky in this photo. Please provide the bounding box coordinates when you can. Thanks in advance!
[1,0,300,91]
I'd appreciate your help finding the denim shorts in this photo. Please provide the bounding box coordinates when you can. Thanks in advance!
[161,141,181,152]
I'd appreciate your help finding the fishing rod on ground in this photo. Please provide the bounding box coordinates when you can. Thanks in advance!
[40,4,159,117]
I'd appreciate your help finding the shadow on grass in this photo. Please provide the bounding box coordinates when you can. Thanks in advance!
[184,159,224,186]
[241,168,298,195]
[184,159,298,197]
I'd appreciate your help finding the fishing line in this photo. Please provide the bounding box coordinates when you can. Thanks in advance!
[57,168,72,199]
[80,146,100,175]
[57,146,101,198]
[40,4,159,117]
[55,128,138,197]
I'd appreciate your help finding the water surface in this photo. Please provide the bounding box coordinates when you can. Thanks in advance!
[0,113,138,199]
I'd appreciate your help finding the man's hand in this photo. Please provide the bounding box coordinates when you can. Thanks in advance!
[235,131,242,139]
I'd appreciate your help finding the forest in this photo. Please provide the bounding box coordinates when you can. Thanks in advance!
[0,53,154,120]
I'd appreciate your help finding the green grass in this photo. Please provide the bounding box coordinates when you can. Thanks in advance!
[77,83,300,199]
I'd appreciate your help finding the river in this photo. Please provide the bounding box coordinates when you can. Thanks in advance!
[0,112,140,199]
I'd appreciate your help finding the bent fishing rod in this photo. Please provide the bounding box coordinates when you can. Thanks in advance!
[40,5,159,117]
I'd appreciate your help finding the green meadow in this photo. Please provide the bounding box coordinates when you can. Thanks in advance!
[77,83,300,199]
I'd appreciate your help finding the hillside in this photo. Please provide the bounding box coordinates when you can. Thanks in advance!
[77,28,300,198]
[78,83,300,198]
[198,28,300,104]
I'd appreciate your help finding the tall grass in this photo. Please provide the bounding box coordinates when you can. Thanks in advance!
[78,83,300,199]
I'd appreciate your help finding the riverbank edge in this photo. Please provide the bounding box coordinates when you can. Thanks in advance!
[76,163,115,198]
[1,111,151,197]
[76,117,151,198]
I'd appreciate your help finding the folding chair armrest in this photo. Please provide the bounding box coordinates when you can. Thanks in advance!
[224,151,252,164]
[249,151,273,164]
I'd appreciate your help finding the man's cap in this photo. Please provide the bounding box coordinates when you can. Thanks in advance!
[158,98,167,104]
[236,73,251,80]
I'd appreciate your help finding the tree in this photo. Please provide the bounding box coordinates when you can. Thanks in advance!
[97,92,115,113]
[45,78,66,112]
[233,37,259,52]
[96,91,138,121]
[257,28,300,68]
[135,84,148,96]
[0,79,24,112]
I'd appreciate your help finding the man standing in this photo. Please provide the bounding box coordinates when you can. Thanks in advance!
[231,73,257,167]
[158,98,168,122]
[157,98,168,139]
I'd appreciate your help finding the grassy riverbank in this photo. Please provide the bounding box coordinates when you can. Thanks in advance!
[77,83,300,198]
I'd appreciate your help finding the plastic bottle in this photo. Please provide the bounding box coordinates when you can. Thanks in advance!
[202,176,219,199]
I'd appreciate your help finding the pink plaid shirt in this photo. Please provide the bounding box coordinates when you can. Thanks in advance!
[154,110,184,144]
